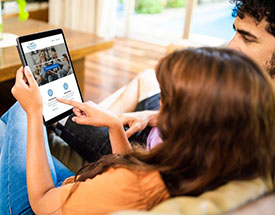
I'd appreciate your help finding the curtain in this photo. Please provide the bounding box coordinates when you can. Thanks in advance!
[49,0,117,38]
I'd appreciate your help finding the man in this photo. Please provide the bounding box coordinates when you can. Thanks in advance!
[47,47,60,82]
[53,0,275,164]
[228,0,275,78]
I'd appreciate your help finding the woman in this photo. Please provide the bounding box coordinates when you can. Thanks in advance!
[61,53,72,76]
[0,48,274,214]
[32,64,43,86]
[38,49,50,86]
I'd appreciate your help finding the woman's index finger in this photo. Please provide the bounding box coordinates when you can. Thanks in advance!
[57,98,85,110]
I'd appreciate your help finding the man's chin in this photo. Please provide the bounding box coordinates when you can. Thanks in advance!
[267,53,275,79]
[267,68,275,80]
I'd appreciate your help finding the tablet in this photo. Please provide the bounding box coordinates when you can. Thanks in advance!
[16,29,83,126]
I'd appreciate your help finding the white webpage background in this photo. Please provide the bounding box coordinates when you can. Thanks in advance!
[40,74,82,121]
[21,34,64,53]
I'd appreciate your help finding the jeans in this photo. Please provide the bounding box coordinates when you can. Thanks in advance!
[0,102,74,215]
[58,93,161,163]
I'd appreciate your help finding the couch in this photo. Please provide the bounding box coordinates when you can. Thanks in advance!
[49,84,274,215]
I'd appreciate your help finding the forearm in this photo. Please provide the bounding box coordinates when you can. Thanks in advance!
[26,112,55,210]
[147,110,159,127]
[109,119,132,154]
[12,67,62,214]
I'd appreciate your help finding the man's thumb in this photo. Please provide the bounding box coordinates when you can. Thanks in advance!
[125,125,138,138]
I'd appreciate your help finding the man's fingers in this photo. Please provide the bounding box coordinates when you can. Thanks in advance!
[122,120,129,126]
[24,66,36,87]
[57,98,84,110]
[119,116,129,126]
[118,114,133,126]
[125,124,140,138]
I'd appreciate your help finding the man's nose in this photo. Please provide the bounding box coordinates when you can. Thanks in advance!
[227,36,241,51]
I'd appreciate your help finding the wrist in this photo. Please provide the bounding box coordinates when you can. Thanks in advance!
[147,110,159,127]
[27,109,43,120]
[108,116,123,130]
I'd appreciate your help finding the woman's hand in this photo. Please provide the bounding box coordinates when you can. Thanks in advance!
[57,98,121,128]
[11,67,42,115]
[57,98,132,153]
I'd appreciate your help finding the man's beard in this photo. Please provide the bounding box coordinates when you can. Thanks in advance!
[267,52,275,79]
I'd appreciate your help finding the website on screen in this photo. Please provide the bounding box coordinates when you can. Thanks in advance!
[21,34,82,121]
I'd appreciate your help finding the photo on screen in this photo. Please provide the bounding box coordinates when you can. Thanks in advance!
[25,43,73,86]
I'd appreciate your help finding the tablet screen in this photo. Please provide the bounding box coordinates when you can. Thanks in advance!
[21,33,82,122]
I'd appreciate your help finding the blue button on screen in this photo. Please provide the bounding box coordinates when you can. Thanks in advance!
[44,64,60,72]
[48,89,53,96]
[63,83,68,90]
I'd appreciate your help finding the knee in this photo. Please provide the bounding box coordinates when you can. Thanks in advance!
[10,102,26,117]
[137,69,156,83]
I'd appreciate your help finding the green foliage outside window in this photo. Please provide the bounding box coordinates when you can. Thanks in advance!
[135,0,186,14]
[119,0,187,14]
[166,0,187,8]
[135,0,165,14]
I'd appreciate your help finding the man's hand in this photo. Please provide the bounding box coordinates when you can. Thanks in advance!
[119,110,159,138]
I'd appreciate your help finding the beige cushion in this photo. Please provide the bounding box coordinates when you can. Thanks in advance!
[113,176,273,215]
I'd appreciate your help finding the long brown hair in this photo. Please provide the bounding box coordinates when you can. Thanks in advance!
[73,48,275,197]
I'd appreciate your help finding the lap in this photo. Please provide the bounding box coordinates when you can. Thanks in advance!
[55,93,161,167]
[135,93,161,111]
[0,102,73,214]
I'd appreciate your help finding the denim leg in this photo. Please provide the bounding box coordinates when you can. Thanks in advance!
[0,106,9,153]
[0,120,6,154]
[0,102,73,214]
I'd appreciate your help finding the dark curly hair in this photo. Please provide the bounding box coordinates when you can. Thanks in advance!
[231,0,275,36]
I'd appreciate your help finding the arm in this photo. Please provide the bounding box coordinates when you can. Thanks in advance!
[27,110,63,214]
[108,118,132,154]
[12,67,63,214]
[57,99,132,154]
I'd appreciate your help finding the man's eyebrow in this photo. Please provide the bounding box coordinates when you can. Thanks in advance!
[233,24,258,40]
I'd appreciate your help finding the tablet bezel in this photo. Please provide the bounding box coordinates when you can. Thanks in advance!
[17,28,84,126]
